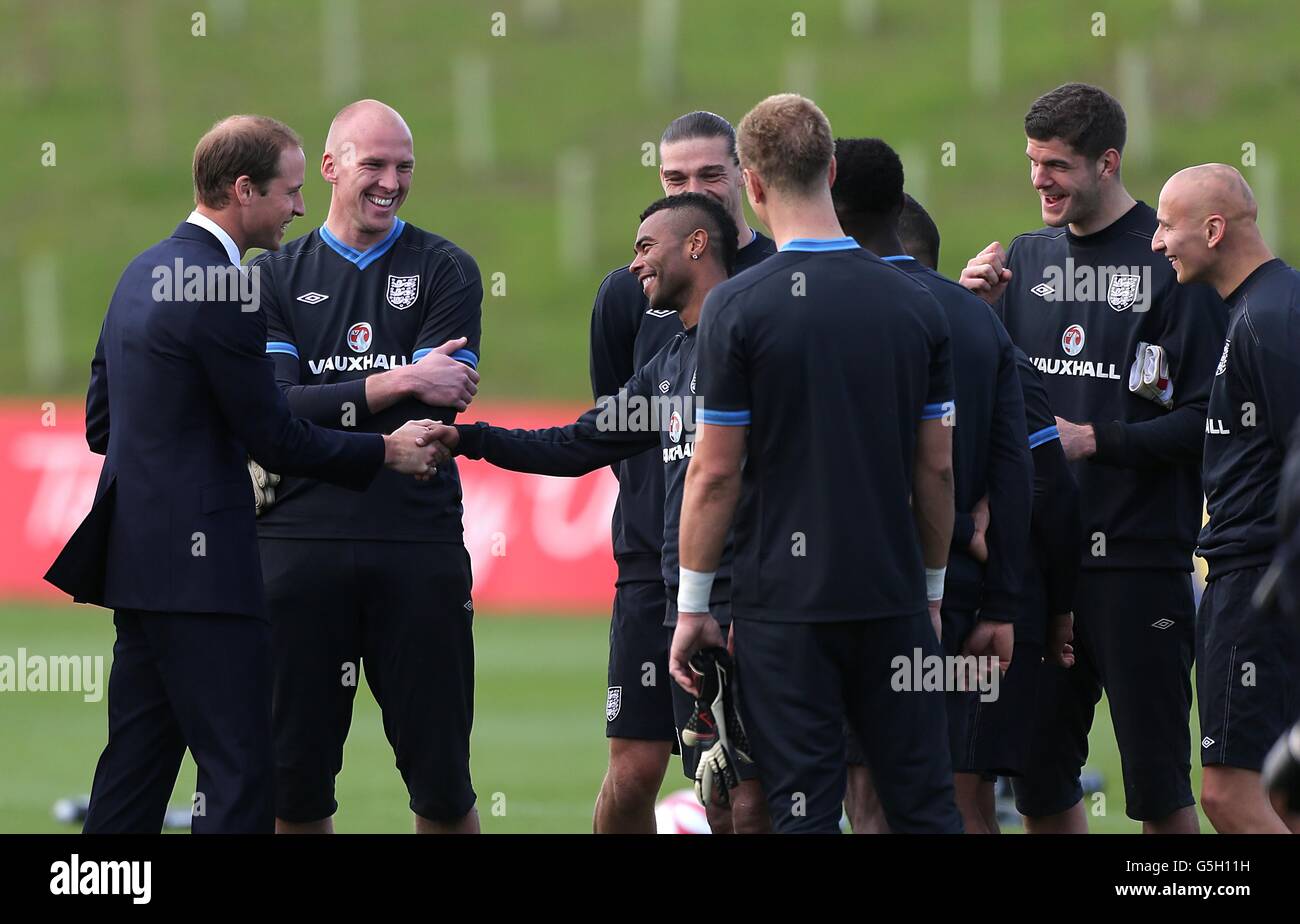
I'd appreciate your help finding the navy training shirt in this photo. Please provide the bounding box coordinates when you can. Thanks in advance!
[1197,258,1300,580]
[251,219,482,542]
[883,255,1031,624]
[589,229,775,582]
[996,201,1227,571]
[695,237,955,623]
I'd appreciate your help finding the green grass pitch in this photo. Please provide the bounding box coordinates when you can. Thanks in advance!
[0,602,1210,833]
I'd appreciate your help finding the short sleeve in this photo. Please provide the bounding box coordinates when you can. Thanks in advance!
[412,247,483,369]
[695,288,750,427]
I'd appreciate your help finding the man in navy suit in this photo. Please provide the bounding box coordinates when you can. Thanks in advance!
[45,114,447,834]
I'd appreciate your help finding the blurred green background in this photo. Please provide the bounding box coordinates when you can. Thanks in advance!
[0,0,1279,831]
[2,0,1297,398]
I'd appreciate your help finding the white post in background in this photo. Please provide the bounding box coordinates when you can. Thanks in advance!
[1171,0,1202,26]
[783,50,816,100]
[970,0,1001,101]
[453,54,494,172]
[122,0,164,164]
[23,253,63,392]
[211,0,248,32]
[842,0,878,34]
[522,0,563,31]
[1117,45,1152,168]
[899,144,930,211]
[557,149,595,274]
[640,0,679,101]
[322,0,361,104]
[1255,157,1281,255]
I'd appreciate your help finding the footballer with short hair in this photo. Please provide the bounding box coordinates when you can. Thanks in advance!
[432,192,769,832]
[586,112,775,833]
[832,138,1032,834]
[960,82,1228,834]
[671,94,969,833]
[251,99,483,834]
[1153,164,1300,833]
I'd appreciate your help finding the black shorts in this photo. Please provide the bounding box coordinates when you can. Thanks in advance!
[1197,565,1300,772]
[260,538,476,824]
[735,613,961,834]
[963,639,1044,777]
[605,580,674,742]
[1011,569,1195,822]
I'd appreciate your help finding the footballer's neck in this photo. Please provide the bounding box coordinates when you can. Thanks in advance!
[678,270,728,330]
[324,204,395,252]
[1067,182,1137,237]
[733,211,756,250]
[765,192,846,251]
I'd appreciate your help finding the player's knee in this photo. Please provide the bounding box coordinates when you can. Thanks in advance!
[606,749,666,804]
[729,785,770,834]
[1200,768,1250,826]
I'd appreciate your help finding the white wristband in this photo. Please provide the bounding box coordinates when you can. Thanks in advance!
[925,567,946,602]
[678,567,716,614]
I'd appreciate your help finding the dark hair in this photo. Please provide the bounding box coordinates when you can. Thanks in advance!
[661,111,738,165]
[898,194,940,269]
[639,191,739,275]
[1024,83,1127,161]
[193,115,301,208]
[830,137,904,219]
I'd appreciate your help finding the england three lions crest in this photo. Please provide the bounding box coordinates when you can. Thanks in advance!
[386,274,420,310]
[1107,273,1141,311]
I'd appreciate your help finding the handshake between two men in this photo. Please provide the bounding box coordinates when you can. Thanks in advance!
[383,336,480,479]
[252,338,479,511]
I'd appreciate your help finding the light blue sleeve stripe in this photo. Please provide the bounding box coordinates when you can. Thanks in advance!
[266,341,299,358]
[1028,425,1060,449]
[411,347,479,367]
[920,400,953,420]
[698,408,752,426]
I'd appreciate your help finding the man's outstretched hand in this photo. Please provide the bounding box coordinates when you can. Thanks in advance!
[383,419,450,480]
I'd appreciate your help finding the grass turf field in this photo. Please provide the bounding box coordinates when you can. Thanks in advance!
[0,602,1211,833]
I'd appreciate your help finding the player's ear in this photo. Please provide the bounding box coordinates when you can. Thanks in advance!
[321,151,336,184]
[826,155,837,189]
[1099,148,1121,181]
[1205,214,1226,249]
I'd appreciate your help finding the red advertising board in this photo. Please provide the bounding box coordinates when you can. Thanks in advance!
[0,401,618,614]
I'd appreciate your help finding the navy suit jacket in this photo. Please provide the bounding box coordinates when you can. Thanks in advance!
[46,221,385,618]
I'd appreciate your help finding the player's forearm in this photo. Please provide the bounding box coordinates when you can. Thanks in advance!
[912,464,954,569]
[279,379,373,428]
[454,419,650,477]
[678,467,741,574]
[362,368,415,415]
[1091,401,1207,468]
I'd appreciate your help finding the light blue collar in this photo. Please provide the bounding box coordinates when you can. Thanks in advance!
[881,254,916,263]
[778,236,860,253]
[320,218,406,270]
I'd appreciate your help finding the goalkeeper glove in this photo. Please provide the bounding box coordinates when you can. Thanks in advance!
[682,646,754,809]
[248,458,281,517]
